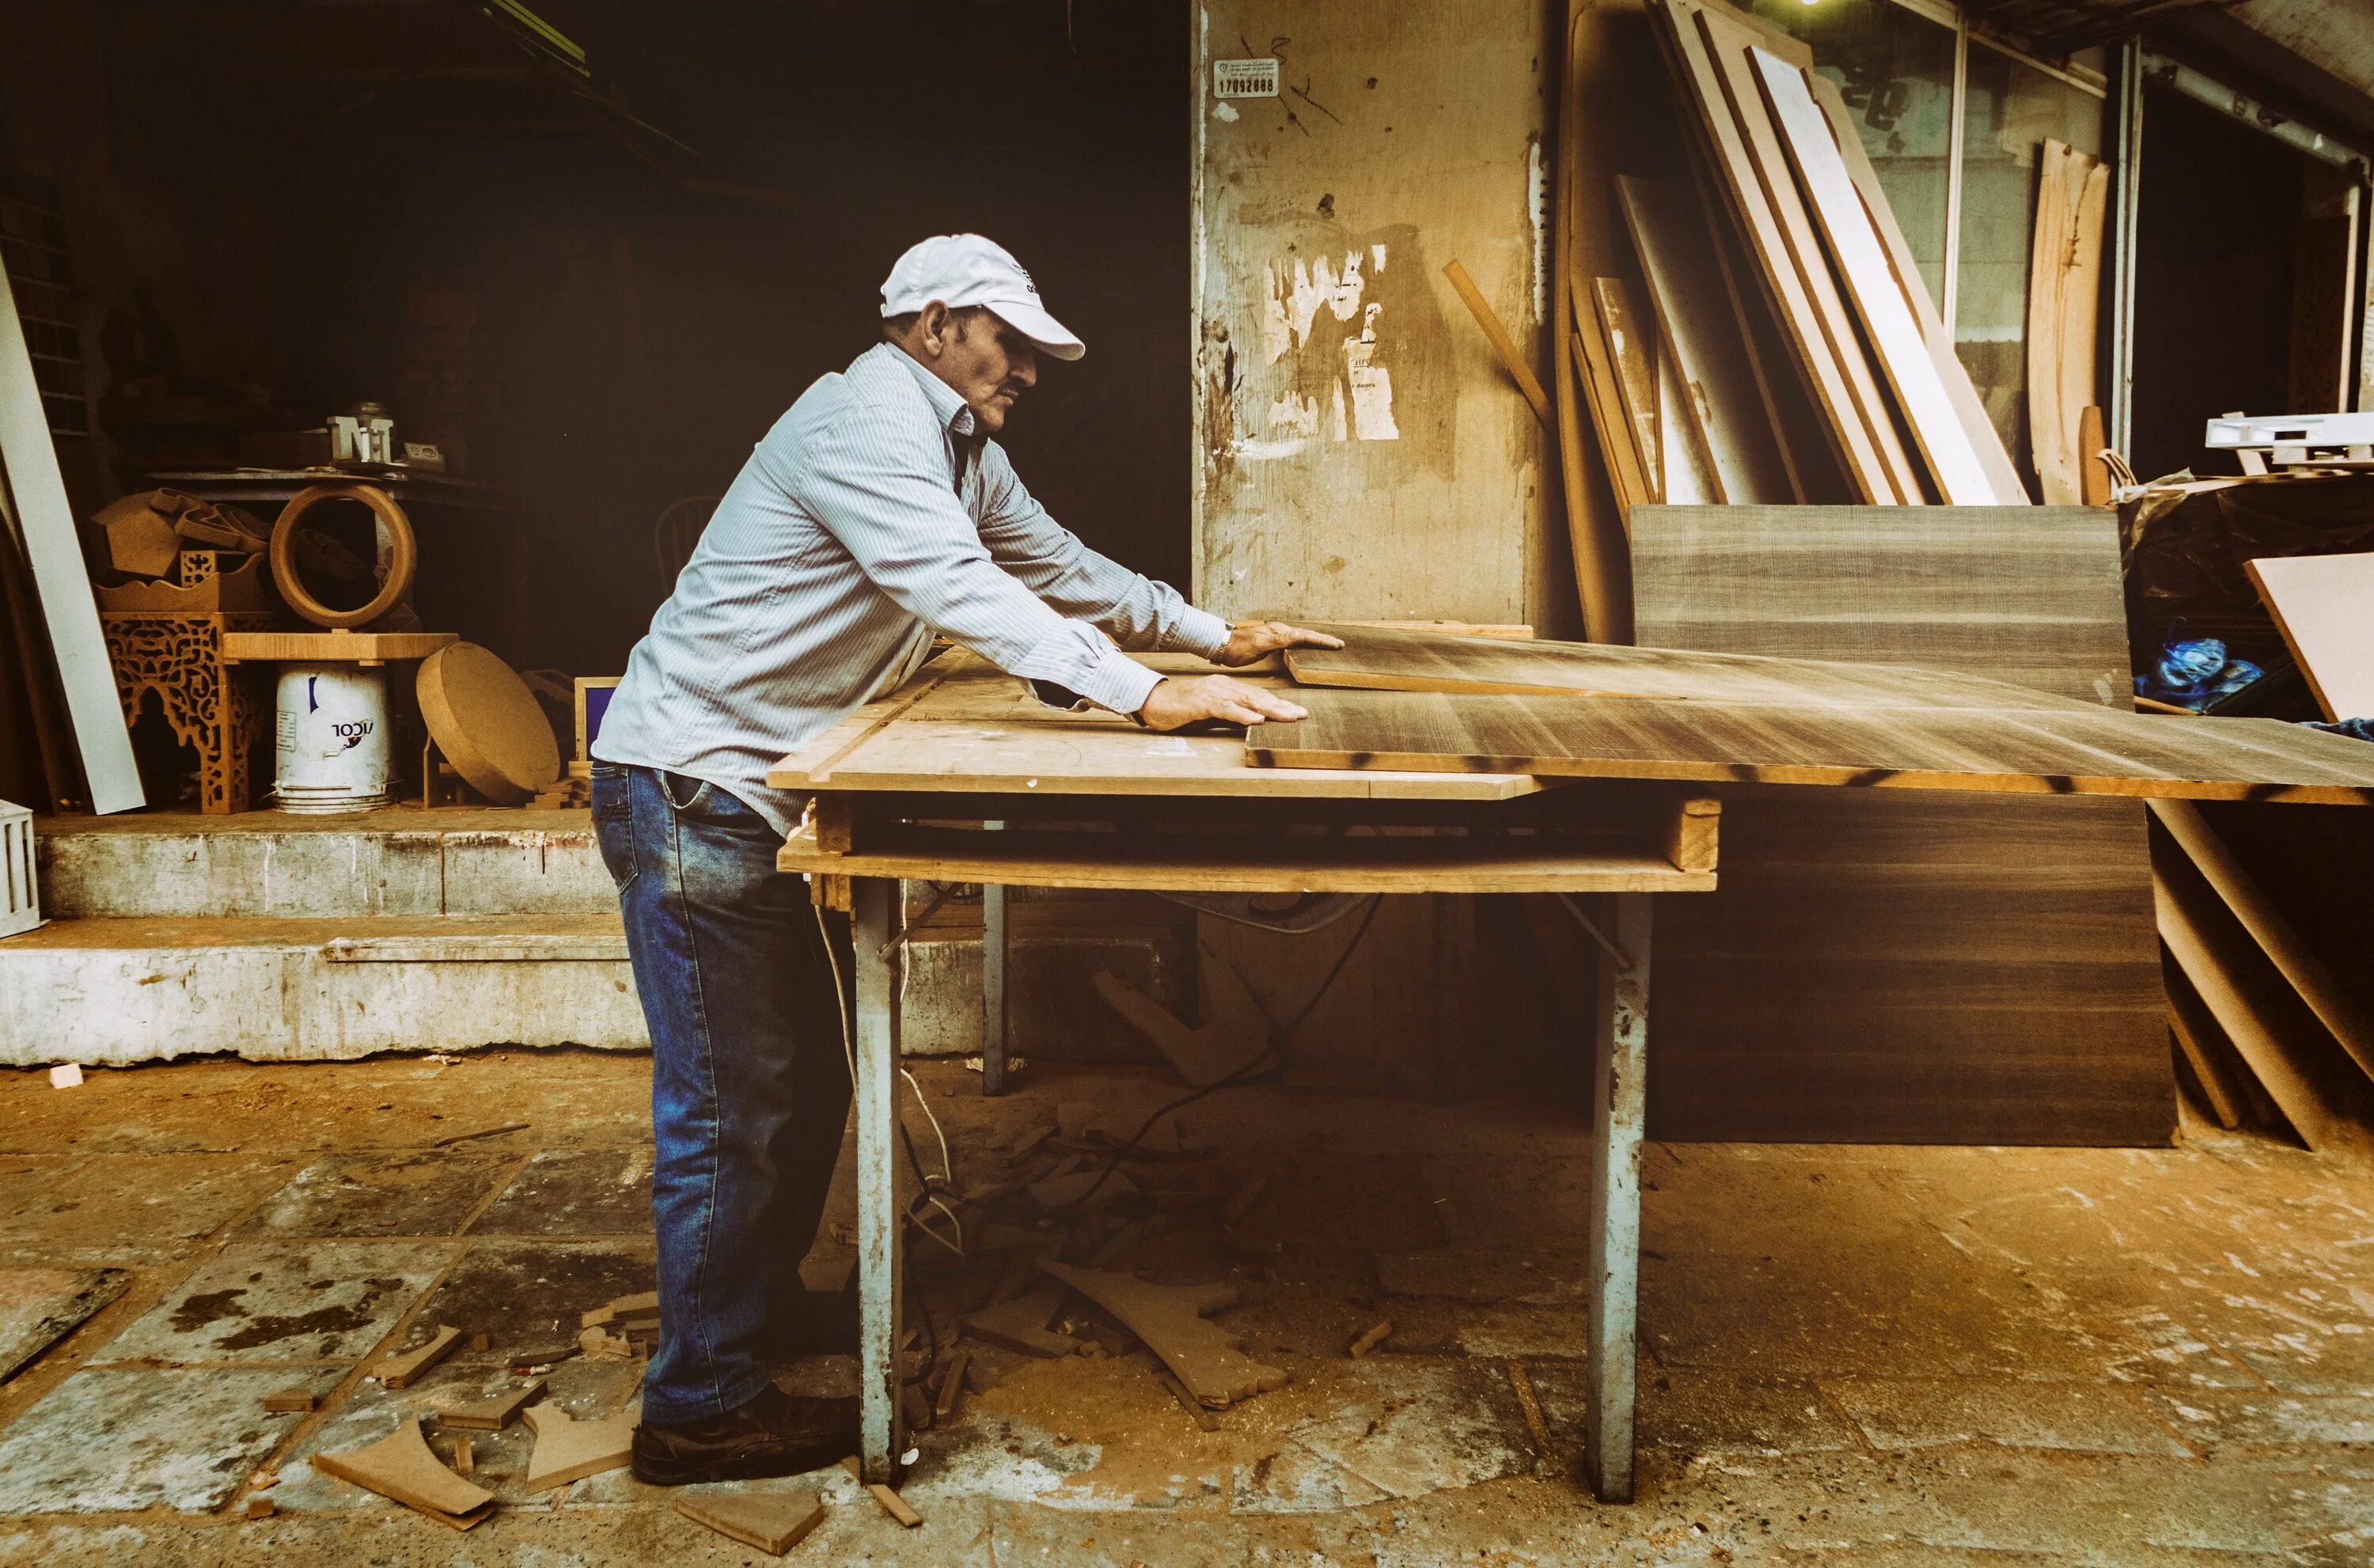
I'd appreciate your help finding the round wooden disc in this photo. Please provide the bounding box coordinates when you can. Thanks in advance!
[415,642,560,805]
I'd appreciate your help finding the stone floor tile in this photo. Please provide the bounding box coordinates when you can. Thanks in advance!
[232,1153,514,1240]
[0,1154,297,1263]
[2141,1387,2374,1453]
[0,1267,130,1381]
[0,1368,308,1513]
[1819,1377,2194,1456]
[1279,1358,1540,1500]
[1532,1362,1863,1457]
[466,1147,653,1236]
[408,1239,654,1364]
[92,1241,452,1365]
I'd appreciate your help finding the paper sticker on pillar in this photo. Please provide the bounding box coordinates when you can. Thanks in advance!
[1212,58,1280,99]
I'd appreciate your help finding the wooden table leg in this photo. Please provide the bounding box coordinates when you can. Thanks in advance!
[1583,892,1652,1503]
[851,874,906,1483]
[980,874,1009,1097]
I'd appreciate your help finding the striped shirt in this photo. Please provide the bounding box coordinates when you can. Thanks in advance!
[594,341,1231,837]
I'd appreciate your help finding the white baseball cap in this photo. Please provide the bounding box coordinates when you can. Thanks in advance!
[879,234,1085,362]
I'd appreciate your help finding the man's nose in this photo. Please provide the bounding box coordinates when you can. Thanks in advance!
[1009,351,1037,387]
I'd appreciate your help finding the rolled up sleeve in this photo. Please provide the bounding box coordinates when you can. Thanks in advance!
[788,408,1166,714]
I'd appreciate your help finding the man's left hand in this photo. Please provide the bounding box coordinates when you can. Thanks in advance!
[1212,620,1345,668]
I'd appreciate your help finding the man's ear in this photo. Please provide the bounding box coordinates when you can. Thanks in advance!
[915,300,951,357]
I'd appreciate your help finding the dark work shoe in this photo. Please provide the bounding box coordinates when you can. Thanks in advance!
[759,1286,859,1361]
[630,1384,859,1486]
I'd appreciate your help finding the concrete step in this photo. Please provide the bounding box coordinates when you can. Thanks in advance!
[0,915,645,1066]
[0,913,1187,1068]
[33,809,612,919]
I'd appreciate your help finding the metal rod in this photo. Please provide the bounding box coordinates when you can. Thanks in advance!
[2140,49,2369,174]
[1582,892,1652,1503]
[851,877,905,1483]
[2110,35,2145,457]
[980,824,1009,1098]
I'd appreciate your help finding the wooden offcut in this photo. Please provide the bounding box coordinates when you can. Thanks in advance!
[2247,551,2374,722]
[1091,969,1269,1089]
[1444,259,1553,430]
[676,1490,825,1555]
[377,1324,461,1388]
[221,630,457,665]
[438,1377,544,1433]
[521,1402,638,1490]
[313,1415,495,1529]
[416,642,563,805]
[961,1285,1082,1359]
[1039,1261,1287,1408]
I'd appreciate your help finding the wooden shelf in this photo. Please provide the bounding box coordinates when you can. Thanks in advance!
[222,631,458,664]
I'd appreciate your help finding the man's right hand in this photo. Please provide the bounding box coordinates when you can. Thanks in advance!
[1137,674,1310,731]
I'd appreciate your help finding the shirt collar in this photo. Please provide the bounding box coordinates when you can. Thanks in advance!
[879,341,977,439]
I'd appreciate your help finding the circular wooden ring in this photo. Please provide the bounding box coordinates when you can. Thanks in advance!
[268,483,418,630]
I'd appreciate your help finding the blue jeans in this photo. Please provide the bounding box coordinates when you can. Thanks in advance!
[590,762,853,1424]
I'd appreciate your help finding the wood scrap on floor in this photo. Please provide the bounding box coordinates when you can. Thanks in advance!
[313,1415,496,1529]
[961,1285,1083,1358]
[438,1377,545,1432]
[521,1401,639,1490]
[932,1350,971,1426]
[1348,1320,1394,1358]
[450,1437,474,1476]
[261,1384,317,1414]
[677,1489,826,1555]
[376,1324,461,1388]
[841,1457,924,1527]
[1091,970,1269,1090]
[1038,1261,1286,1409]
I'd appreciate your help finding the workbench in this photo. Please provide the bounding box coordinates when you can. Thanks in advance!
[769,652,1720,1503]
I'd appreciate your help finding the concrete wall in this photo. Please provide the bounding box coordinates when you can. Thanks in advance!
[1190,0,1572,635]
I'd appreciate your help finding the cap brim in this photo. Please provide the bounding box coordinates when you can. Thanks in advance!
[984,298,1086,362]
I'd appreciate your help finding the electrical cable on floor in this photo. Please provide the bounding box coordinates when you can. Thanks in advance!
[1037,892,1386,1219]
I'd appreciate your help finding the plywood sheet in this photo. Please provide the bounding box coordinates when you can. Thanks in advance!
[1591,277,1663,499]
[1627,503,2166,1146]
[1616,177,1791,503]
[2247,551,2374,722]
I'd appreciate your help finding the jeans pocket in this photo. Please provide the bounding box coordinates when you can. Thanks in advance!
[661,770,716,817]
[590,771,638,892]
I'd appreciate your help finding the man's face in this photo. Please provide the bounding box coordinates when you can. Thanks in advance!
[927,306,1038,434]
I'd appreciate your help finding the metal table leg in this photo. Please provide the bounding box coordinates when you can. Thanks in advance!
[850,875,905,1483]
[980,846,1009,1097]
[1583,892,1652,1503]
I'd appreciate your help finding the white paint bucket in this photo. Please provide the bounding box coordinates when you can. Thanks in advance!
[272,664,393,812]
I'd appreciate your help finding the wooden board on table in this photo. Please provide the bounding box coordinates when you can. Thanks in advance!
[1281,620,2099,711]
[1616,176,1792,503]
[768,650,1545,801]
[1754,47,2014,506]
[1649,0,1913,502]
[1251,681,2374,805]
[2247,551,2374,722]
[1624,504,2164,1144]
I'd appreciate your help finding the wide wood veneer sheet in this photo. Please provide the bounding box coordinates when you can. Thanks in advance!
[1253,683,2374,804]
[1624,503,2168,1146]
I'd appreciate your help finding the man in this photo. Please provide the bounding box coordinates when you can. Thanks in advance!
[591,233,1341,1484]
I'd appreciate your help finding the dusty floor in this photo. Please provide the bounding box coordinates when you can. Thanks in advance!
[0,1051,2368,1566]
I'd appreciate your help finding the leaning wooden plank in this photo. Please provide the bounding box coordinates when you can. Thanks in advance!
[2247,552,2374,722]
[1444,259,1553,430]
[1619,175,1784,504]
[1250,684,2374,805]
[0,258,142,812]
[2027,140,2109,506]
[1648,0,1906,502]
[1039,1261,1287,1408]
[1653,329,1722,502]
[2155,865,2335,1148]
[2152,799,2374,1085]
[1591,277,1664,499]
[1807,74,2027,504]
[313,1415,495,1529]
[1754,49,2008,505]
[1554,4,1644,642]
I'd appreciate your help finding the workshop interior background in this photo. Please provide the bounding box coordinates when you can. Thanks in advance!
[13,0,2374,1561]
